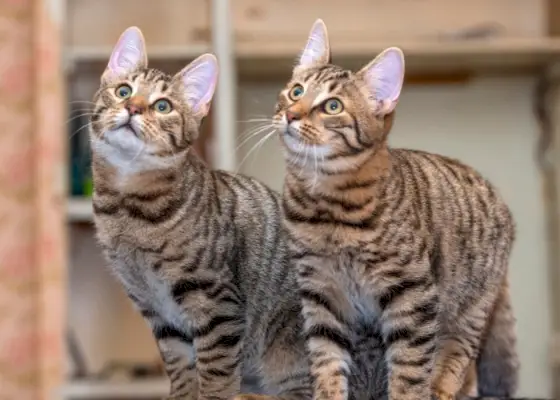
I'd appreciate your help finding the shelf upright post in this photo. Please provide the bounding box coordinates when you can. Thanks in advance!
[534,62,560,399]
[211,0,237,171]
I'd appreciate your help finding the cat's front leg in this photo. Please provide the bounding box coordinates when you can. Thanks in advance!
[188,290,245,400]
[158,336,198,400]
[376,260,439,400]
[296,260,354,400]
[145,317,198,399]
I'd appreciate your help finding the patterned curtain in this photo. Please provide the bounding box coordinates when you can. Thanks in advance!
[0,0,66,399]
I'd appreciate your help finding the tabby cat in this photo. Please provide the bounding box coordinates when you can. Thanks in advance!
[90,27,387,400]
[274,19,519,400]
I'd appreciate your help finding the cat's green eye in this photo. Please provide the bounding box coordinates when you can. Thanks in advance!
[115,84,133,99]
[154,99,173,114]
[288,84,305,101]
[323,98,344,115]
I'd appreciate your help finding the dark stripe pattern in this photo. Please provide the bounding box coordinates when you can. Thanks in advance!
[90,65,389,400]
[277,62,518,400]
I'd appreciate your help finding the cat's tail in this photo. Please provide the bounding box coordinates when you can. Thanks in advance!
[458,397,547,400]
[476,278,520,397]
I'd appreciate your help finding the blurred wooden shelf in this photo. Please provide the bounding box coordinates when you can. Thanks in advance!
[68,197,93,222]
[66,37,560,79]
[58,378,168,399]
[236,37,560,79]
[67,45,209,64]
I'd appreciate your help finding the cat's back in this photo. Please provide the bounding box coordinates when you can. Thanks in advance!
[389,148,514,237]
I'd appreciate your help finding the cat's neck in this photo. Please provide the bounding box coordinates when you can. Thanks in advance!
[286,146,392,196]
[91,148,205,197]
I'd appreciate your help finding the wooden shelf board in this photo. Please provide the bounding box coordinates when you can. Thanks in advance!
[58,378,168,399]
[68,197,93,222]
[236,37,560,79]
[66,37,560,79]
[67,45,209,63]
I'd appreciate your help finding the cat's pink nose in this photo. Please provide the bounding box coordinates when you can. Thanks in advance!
[126,103,145,115]
[286,110,301,123]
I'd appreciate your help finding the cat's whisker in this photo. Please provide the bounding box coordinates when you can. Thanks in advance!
[69,122,93,140]
[68,108,95,113]
[157,133,174,154]
[143,121,174,154]
[236,125,275,152]
[290,140,305,169]
[69,100,96,105]
[237,118,272,124]
[237,126,274,145]
[298,144,310,180]
[235,130,276,175]
[237,122,275,141]
[291,141,308,179]
[247,129,276,172]
[153,134,171,151]
[312,145,319,190]
[66,112,96,125]
[126,144,146,166]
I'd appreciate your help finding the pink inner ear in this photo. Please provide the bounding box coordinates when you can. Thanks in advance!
[107,28,146,77]
[367,49,404,103]
[182,56,218,113]
[299,20,329,67]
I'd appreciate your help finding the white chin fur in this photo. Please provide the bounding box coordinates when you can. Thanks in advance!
[278,120,365,174]
[279,121,332,165]
[91,127,171,176]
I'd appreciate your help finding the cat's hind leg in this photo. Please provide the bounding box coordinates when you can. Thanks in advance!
[475,279,519,397]
[433,224,513,400]
[458,362,478,397]
[432,293,498,400]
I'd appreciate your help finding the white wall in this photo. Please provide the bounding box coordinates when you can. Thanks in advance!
[237,76,552,397]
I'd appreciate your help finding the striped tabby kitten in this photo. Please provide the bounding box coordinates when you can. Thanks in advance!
[274,20,519,400]
[90,27,387,400]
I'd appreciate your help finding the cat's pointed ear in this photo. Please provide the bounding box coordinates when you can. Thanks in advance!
[357,47,405,115]
[175,53,218,116]
[102,27,147,82]
[298,19,330,68]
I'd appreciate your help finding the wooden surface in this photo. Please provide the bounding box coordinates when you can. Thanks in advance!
[66,37,560,80]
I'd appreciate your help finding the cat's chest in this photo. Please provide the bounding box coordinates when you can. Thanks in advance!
[288,222,380,255]
[113,257,188,330]
[320,252,382,324]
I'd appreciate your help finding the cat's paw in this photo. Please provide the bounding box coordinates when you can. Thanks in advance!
[433,389,454,400]
[233,394,279,400]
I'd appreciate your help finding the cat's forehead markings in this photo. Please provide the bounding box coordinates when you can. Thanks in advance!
[308,79,344,107]
[156,79,170,93]
[313,90,333,108]
[134,83,152,99]
[147,81,172,103]
[149,91,164,104]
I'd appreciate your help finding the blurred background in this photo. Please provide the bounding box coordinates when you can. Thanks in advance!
[1,0,560,399]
